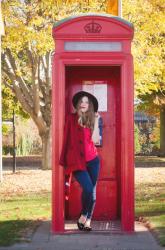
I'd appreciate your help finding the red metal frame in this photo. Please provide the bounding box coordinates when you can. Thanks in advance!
[51,14,134,233]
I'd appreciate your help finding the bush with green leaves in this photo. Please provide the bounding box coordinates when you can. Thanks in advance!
[134,124,141,154]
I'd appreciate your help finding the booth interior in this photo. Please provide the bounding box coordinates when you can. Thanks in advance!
[64,65,122,222]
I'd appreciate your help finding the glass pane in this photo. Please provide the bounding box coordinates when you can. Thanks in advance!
[82,82,108,112]
[64,42,122,52]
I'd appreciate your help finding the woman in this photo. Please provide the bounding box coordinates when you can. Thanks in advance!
[59,91,101,231]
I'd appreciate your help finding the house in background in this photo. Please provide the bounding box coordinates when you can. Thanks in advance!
[134,111,159,155]
[134,111,157,130]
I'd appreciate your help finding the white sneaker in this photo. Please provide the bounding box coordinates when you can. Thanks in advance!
[78,214,87,224]
[84,219,92,231]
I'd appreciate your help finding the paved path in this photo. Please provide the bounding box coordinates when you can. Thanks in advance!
[0,221,163,250]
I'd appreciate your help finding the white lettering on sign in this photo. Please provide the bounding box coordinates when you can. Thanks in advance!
[82,83,107,112]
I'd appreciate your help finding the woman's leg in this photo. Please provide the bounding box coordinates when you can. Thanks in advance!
[86,156,100,219]
[73,170,94,217]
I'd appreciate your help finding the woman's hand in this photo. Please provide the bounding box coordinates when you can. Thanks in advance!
[95,112,100,118]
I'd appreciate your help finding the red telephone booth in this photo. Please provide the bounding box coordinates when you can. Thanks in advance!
[51,14,134,233]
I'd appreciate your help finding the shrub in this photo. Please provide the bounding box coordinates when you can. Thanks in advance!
[134,124,141,154]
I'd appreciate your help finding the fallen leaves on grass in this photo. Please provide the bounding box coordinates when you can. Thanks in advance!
[0,169,51,198]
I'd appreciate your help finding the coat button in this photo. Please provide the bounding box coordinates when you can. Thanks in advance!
[80,152,84,157]
[79,140,83,144]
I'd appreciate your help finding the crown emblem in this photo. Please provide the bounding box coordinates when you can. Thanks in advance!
[84,21,102,33]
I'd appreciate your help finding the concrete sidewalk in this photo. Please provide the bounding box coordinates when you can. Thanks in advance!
[0,220,163,250]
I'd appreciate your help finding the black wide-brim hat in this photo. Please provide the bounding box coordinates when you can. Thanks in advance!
[72,91,98,112]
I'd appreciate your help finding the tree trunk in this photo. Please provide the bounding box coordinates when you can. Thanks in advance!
[41,129,51,170]
[160,105,165,156]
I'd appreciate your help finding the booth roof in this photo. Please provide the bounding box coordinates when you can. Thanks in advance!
[53,13,133,29]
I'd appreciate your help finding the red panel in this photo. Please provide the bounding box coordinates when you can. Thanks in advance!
[94,180,117,220]
[67,180,117,220]
[51,57,65,233]
[53,15,133,40]
[120,56,134,232]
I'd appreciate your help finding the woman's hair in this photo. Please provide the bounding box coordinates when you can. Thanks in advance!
[76,96,95,131]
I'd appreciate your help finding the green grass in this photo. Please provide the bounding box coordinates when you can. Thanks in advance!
[135,182,165,246]
[0,192,51,246]
[0,179,164,247]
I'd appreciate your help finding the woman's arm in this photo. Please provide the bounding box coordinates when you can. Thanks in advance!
[91,112,101,145]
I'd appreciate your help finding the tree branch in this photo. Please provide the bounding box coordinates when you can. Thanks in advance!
[32,56,40,115]
[5,49,33,104]
[14,82,33,115]
[2,55,34,108]
[3,80,14,92]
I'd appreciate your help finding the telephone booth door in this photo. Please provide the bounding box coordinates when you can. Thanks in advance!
[65,66,121,220]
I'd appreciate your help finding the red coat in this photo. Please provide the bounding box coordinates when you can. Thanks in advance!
[59,112,87,175]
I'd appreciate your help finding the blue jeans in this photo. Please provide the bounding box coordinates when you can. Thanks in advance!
[73,155,100,219]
